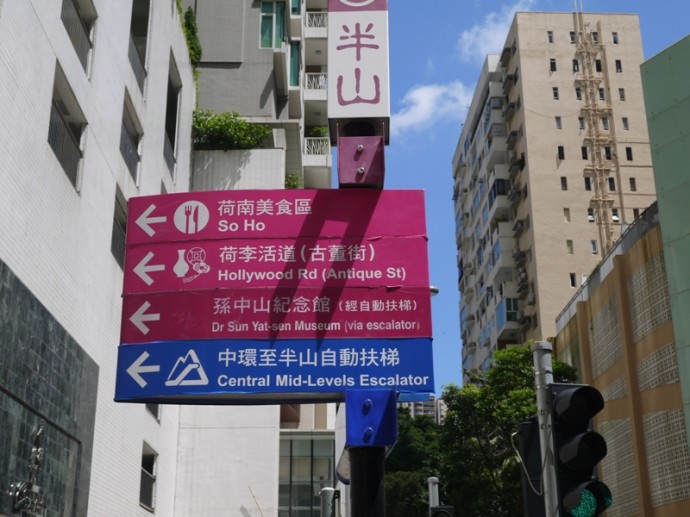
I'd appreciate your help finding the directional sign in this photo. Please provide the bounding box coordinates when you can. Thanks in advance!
[123,236,429,294]
[115,338,434,402]
[125,190,427,245]
[120,286,432,343]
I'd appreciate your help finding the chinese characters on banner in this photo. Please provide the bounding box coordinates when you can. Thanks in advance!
[328,0,390,122]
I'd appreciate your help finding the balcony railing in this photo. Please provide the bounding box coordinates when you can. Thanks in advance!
[48,102,82,187]
[61,0,92,71]
[306,12,328,28]
[128,36,146,92]
[163,135,176,177]
[305,73,328,91]
[120,124,139,181]
[304,137,330,156]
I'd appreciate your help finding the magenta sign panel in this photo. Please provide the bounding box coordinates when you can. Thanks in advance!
[121,190,431,343]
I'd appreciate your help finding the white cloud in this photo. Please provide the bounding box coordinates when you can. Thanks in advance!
[457,0,536,63]
[391,82,473,139]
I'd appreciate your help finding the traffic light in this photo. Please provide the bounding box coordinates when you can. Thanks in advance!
[429,506,454,516]
[549,383,612,517]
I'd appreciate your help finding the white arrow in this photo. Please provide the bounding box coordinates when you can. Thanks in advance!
[129,301,161,335]
[127,351,161,388]
[134,252,165,286]
[136,204,167,237]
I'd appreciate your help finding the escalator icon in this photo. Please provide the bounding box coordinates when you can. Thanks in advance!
[165,350,209,386]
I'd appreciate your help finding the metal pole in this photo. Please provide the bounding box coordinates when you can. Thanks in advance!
[320,487,335,517]
[531,340,559,517]
[427,476,439,514]
[349,447,386,517]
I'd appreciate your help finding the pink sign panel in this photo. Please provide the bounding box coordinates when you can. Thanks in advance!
[123,236,429,295]
[126,190,425,246]
[328,0,388,12]
[120,286,431,343]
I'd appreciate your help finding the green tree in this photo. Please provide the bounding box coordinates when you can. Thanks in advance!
[385,408,442,516]
[439,344,577,517]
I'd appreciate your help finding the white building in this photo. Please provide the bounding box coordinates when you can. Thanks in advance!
[1,0,335,516]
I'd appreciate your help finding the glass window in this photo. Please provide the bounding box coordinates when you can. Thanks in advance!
[608,178,616,191]
[569,273,576,287]
[547,31,554,43]
[601,117,609,130]
[591,31,599,43]
[633,208,640,219]
[564,207,571,222]
[591,240,598,254]
[629,177,637,192]
[555,116,562,129]
[599,88,605,101]
[111,188,127,269]
[588,208,595,222]
[558,146,565,160]
[561,176,568,190]
[584,177,592,191]
[566,240,574,254]
[622,117,629,130]
[553,87,559,100]
[595,59,602,72]
[619,88,626,101]
[572,59,579,72]
[612,32,619,44]
[578,117,585,129]
[140,443,157,511]
[570,31,576,43]
[261,1,285,49]
[626,147,633,161]
[575,87,582,100]
[615,59,622,73]
[550,58,557,72]
[581,146,588,160]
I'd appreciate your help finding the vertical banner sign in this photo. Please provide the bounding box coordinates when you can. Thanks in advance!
[115,190,433,403]
[328,0,390,123]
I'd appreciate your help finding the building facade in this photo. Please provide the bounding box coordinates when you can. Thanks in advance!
[554,203,690,516]
[453,12,656,378]
[0,0,195,515]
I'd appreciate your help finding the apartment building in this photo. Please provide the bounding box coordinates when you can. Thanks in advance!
[176,2,336,516]
[0,0,195,515]
[452,12,656,378]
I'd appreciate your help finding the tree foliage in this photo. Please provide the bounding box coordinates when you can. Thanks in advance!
[182,7,202,67]
[192,110,271,150]
[438,344,577,517]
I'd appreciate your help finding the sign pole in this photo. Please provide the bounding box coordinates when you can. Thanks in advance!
[531,340,560,517]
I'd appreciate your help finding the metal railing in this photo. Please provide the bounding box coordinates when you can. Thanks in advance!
[163,135,176,177]
[128,36,146,91]
[304,137,330,156]
[61,0,92,71]
[120,124,139,181]
[306,12,327,28]
[305,73,328,90]
[48,102,82,187]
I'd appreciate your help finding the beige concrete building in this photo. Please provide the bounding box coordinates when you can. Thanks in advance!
[554,203,690,516]
[452,12,656,378]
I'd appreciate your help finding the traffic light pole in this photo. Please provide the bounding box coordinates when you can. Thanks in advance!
[531,341,560,517]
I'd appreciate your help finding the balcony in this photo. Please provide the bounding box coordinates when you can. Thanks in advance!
[513,219,525,238]
[305,11,328,38]
[506,130,519,150]
[502,101,516,121]
[500,46,512,68]
[303,137,331,189]
[305,73,328,100]
[502,73,516,95]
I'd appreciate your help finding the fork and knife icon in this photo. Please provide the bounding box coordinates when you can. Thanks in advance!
[184,204,199,234]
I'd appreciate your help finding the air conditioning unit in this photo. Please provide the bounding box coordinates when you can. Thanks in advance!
[527,292,536,305]
[612,215,620,222]
[588,214,595,222]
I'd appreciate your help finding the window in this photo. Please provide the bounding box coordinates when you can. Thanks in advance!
[547,31,554,43]
[129,0,151,91]
[578,117,585,130]
[595,59,602,72]
[591,31,599,43]
[570,31,576,43]
[564,208,571,222]
[553,87,560,100]
[612,32,619,44]
[588,208,595,222]
[146,404,160,420]
[608,178,616,191]
[569,273,577,288]
[584,177,592,191]
[566,240,574,254]
[164,56,182,176]
[140,443,157,511]
[599,88,605,101]
[558,146,565,160]
[619,88,626,101]
[111,188,127,268]
[615,59,622,73]
[279,435,335,516]
[121,91,142,182]
[61,0,97,72]
[561,176,568,190]
[575,87,582,100]
[555,116,562,129]
[261,1,286,49]
[581,146,588,160]
[549,58,557,72]
[49,63,86,188]
[591,240,599,254]
[572,59,580,72]
[626,147,633,161]
[601,117,609,130]
[633,208,640,219]
[612,208,620,222]
[290,0,300,15]
[604,146,612,160]
[629,177,637,191]
[622,117,629,130]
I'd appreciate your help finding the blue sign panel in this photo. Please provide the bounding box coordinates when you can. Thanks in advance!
[115,338,434,404]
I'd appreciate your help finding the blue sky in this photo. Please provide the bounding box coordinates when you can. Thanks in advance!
[380,0,689,394]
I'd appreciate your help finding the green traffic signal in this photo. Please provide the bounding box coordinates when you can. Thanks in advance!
[563,481,612,517]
